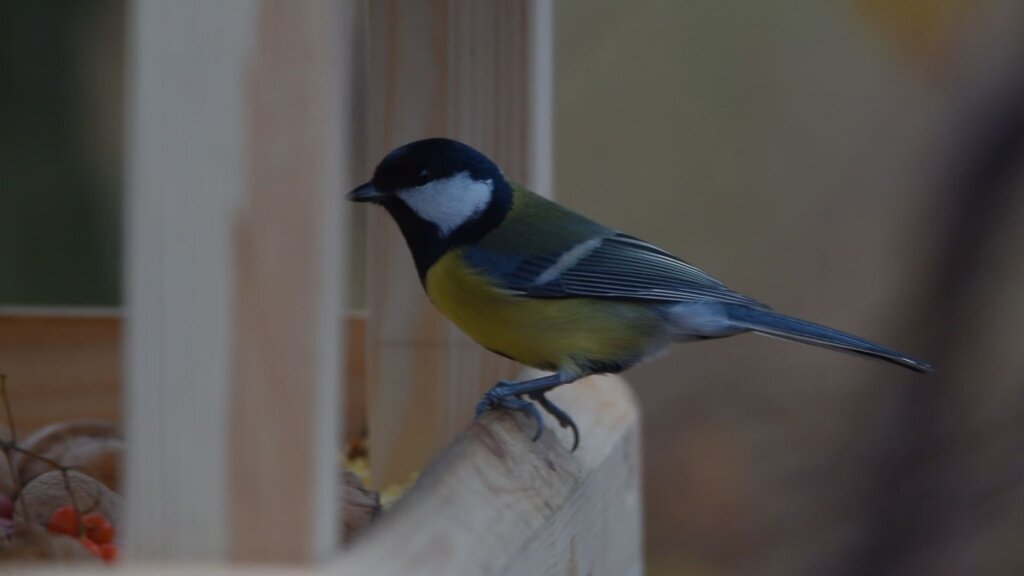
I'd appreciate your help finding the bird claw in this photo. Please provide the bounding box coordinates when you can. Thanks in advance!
[530,392,580,452]
[474,386,580,450]
[475,388,545,441]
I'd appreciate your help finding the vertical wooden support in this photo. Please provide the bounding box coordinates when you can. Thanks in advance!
[124,0,346,562]
[363,0,554,488]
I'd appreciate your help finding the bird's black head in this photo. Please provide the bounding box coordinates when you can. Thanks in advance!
[348,138,514,277]
[358,138,505,194]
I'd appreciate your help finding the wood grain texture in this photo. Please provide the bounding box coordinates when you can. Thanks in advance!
[124,1,255,559]
[343,314,368,441]
[10,373,641,576]
[343,373,643,576]
[0,311,366,442]
[362,0,555,488]
[0,309,120,433]
[124,0,345,562]
[229,0,345,563]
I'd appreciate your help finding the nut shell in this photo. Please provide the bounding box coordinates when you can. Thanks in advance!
[15,421,122,492]
[339,470,380,543]
[14,470,121,531]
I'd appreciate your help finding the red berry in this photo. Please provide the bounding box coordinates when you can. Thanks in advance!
[47,505,79,536]
[98,542,118,563]
[79,536,101,558]
[0,495,13,520]
[81,513,115,544]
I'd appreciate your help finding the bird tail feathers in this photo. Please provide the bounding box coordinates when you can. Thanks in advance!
[722,304,932,373]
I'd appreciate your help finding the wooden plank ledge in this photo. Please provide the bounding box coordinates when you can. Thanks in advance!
[0,309,367,440]
[9,373,642,575]
[341,372,642,576]
[0,308,121,433]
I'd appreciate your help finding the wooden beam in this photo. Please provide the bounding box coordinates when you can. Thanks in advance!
[362,0,555,489]
[11,374,642,575]
[124,0,346,562]
[0,308,120,433]
[0,310,367,442]
[342,374,643,576]
[228,0,349,563]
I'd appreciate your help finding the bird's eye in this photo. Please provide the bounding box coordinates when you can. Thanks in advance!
[414,169,432,186]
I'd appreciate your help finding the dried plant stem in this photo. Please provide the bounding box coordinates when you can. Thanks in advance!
[0,374,84,536]
[0,374,29,521]
[0,441,69,473]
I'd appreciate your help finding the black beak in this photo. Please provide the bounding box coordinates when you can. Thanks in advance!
[347,182,384,203]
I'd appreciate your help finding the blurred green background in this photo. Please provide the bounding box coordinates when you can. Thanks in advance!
[1,0,123,305]
[3,1,1024,574]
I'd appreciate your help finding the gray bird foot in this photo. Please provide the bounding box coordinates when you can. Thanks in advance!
[474,384,580,451]
[475,386,544,441]
[529,392,580,452]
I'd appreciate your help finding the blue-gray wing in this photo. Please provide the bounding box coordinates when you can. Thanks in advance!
[466,232,766,307]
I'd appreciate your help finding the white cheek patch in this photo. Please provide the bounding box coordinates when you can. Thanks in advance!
[398,172,493,236]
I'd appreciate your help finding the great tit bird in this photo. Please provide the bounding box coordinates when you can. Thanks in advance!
[349,138,931,450]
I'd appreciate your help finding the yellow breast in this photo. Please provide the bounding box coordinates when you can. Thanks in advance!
[424,249,666,374]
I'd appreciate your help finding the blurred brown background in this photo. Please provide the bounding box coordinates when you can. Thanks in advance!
[554,1,1024,574]
[3,1,1024,574]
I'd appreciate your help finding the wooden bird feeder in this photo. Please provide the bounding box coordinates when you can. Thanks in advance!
[0,1,642,574]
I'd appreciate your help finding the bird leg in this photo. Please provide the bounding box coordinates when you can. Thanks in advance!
[474,391,545,441]
[528,392,580,452]
[474,372,578,448]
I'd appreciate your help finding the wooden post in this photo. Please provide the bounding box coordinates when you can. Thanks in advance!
[124,0,347,562]
[340,375,643,576]
[362,0,555,488]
